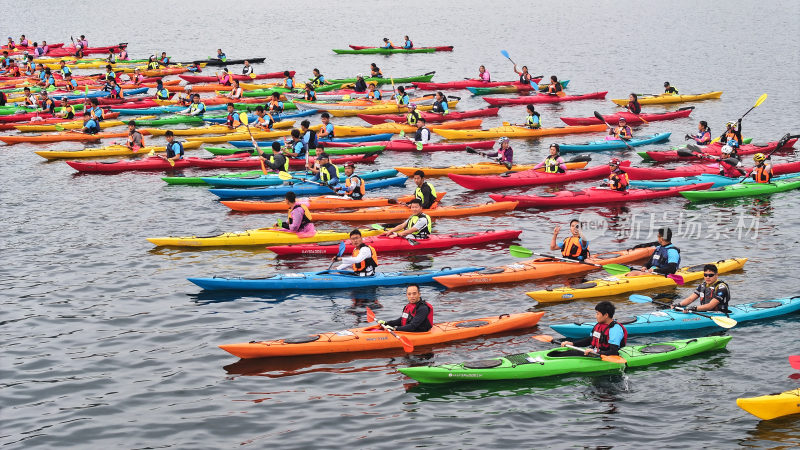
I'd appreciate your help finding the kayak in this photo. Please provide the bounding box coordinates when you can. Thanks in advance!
[737,388,800,420]
[0,131,132,144]
[142,121,294,136]
[229,133,395,148]
[482,91,608,105]
[184,125,321,143]
[162,164,393,186]
[221,193,442,212]
[133,116,206,127]
[35,141,203,160]
[611,91,723,106]
[326,73,436,85]
[332,119,485,136]
[465,80,570,95]
[395,160,590,177]
[208,176,407,199]
[560,107,694,126]
[630,173,800,189]
[384,140,495,152]
[186,153,380,169]
[639,138,797,162]
[179,72,293,83]
[433,124,607,140]
[306,201,519,221]
[488,183,714,208]
[680,177,800,201]
[412,79,543,90]
[356,108,500,125]
[12,113,124,131]
[203,109,318,125]
[219,311,540,359]
[327,100,460,117]
[200,168,398,187]
[525,258,748,302]
[625,161,800,180]
[558,133,671,152]
[448,162,624,190]
[551,296,800,338]
[188,266,483,291]
[147,227,384,248]
[398,336,732,384]
[267,230,523,256]
[190,57,267,66]
[333,48,435,54]
[433,246,654,289]
[204,144,385,156]
[349,45,454,52]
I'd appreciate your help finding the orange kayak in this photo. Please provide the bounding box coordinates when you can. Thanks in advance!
[219,311,544,358]
[221,193,445,212]
[433,246,655,288]
[0,131,136,144]
[309,201,518,221]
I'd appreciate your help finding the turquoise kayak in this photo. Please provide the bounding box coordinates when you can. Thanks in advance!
[559,133,671,152]
[203,109,317,124]
[398,336,732,383]
[681,177,800,201]
[630,172,800,189]
[188,266,483,291]
[209,176,407,199]
[201,168,398,187]
[551,297,800,338]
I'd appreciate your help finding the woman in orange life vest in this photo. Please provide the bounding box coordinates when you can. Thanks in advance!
[718,120,742,147]
[277,191,316,235]
[333,162,365,200]
[673,264,731,313]
[550,219,590,262]
[609,116,632,140]
[606,158,629,191]
[751,153,773,183]
[559,301,627,356]
[546,75,562,95]
[378,284,434,332]
[332,229,379,276]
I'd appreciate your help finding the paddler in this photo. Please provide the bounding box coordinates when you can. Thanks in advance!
[625,93,642,115]
[513,64,534,84]
[673,264,730,313]
[80,111,100,134]
[751,153,773,183]
[22,87,37,106]
[411,170,437,209]
[174,85,193,106]
[226,80,243,100]
[146,56,159,70]
[405,103,421,125]
[38,90,55,115]
[154,80,170,100]
[718,120,742,147]
[107,79,123,99]
[159,52,171,66]
[267,92,284,121]
[310,68,330,87]
[126,120,144,152]
[41,68,56,90]
[559,301,627,356]
[182,94,206,116]
[686,120,712,145]
[606,158,629,191]
[332,229,378,276]
[403,36,413,49]
[103,64,118,84]
[394,86,410,106]
[130,68,145,86]
[106,48,117,63]
[353,73,367,93]
[381,38,394,49]
[257,142,289,172]
[164,130,184,163]
[663,81,679,94]
[303,84,317,101]
[318,112,335,141]
[431,92,448,114]
[546,75,563,95]
[242,60,254,76]
[253,106,274,130]
[216,49,227,62]
[366,82,382,100]
[285,129,306,158]
[525,104,541,129]
[550,219,590,261]
[481,136,514,167]
[718,145,746,177]
[307,153,339,186]
[118,46,129,60]
[333,162,364,200]
[281,70,295,89]
[377,284,433,332]
[609,116,632,140]
[278,191,316,235]
[477,65,490,82]
[88,98,104,121]
[408,117,431,145]
[298,120,317,154]
[627,227,680,276]
[57,98,75,119]
[381,198,433,239]
[6,37,15,50]
[533,143,566,173]
[370,63,383,78]
[223,103,241,128]
[217,67,232,86]
[19,35,28,46]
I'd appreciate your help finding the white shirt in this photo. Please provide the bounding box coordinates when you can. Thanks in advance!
[337,246,373,270]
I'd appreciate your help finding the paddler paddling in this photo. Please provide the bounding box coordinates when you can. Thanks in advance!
[718,145,745,177]
[608,116,632,140]
[267,92,283,121]
[533,143,566,173]
[80,111,100,134]
[377,284,433,332]
[333,162,365,199]
[281,70,295,89]
[606,158,629,191]
[751,153,773,183]
[550,219,590,262]
[673,264,730,313]
[408,117,431,145]
[403,36,413,49]
[524,104,541,129]
[257,142,289,172]
[57,98,74,119]
[154,80,170,100]
[366,82,381,100]
[332,229,378,276]
[226,80,243,100]
[405,103,421,125]
[241,60,253,76]
[627,227,679,276]
[663,81,679,94]
[559,301,627,356]
[625,93,642,114]
[380,198,433,239]
[381,38,394,49]
[300,120,317,154]
[278,192,316,236]
[303,84,316,101]
[126,120,144,152]
[685,120,712,145]
[483,136,514,166]
[307,153,339,187]
[513,64,534,84]
[394,86,410,106]
[546,75,563,95]
[309,68,331,87]
[285,129,305,158]
[253,106,275,130]
[181,94,206,116]
[718,120,742,147]
[411,170,437,209]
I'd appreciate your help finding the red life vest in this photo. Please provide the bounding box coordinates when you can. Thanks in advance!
[400,301,434,329]
[590,321,627,352]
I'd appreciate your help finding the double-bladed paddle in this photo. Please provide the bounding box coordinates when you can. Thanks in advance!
[532,334,627,364]
[366,306,414,352]
[628,294,737,328]
[593,111,633,150]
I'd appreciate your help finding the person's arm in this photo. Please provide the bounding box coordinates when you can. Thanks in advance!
[382,219,410,235]
[397,216,427,237]
[336,246,372,268]
[678,291,700,308]
[557,156,568,172]
[549,227,561,251]
[287,208,304,232]
[395,302,430,331]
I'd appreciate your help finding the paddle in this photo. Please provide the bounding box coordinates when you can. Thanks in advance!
[735,132,792,184]
[465,146,512,169]
[368,223,419,245]
[276,170,339,192]
[594,111,633,150]
[500,49,516,65]
[789,355,800,370]
[628,294,737,328]
[327,241,346,269]
[738,93,767,121]
[238,112,267,175]
[365,306,414,352]
[508,245,632,275]
[532,334,627,364]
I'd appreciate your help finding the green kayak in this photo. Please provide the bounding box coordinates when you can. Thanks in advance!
[0,104,85,115]
[680,177,800,201]
[326,72,435,85]
[332,48,435,55]
[467,80,570,95]
[398,336,731,384]
[134,116,205,126]
[637,138,753,160]
[205,144,386,156]
[233,101,297,111]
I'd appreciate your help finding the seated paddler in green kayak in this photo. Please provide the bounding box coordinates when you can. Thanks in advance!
[377,284,434,332]
[558,301,627,356]
[332,229,378,276]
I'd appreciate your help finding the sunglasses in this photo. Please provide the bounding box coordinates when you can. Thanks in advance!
[703,273,716,277]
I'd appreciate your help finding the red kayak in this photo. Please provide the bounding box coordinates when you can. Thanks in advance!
[384,140,495,152]
[267,230,521,256]
[413,79,542,90]
[483,92,608,106]
[349,45,454,52]
[46,44,128,57]
[625,161,800,180]
[179,72,294,83]
[561,107,694,126]
[448,162,629,190]
[187,153,380,169]
[489,183,714,208]
[642,138,797,162]
[319,141,391,148]
[357,108,500,125]
[0,112,121,130]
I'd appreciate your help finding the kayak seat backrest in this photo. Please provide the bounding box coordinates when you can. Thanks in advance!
[639,344,676,354]
[751,301,783,308]
[455,320,490,328]
[572,282,598,289]
[282,335,321,344]
[462,359,503,369]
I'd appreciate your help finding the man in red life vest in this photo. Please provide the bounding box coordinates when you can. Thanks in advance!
[378,284,433,332]
[560,301,627,356]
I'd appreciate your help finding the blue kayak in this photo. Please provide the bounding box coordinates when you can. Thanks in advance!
[52,87,149,101]
[203,109,317,124]
[201,168,398,187]
[229,133,394,148]
[111,104,228,115]
[559,133,671,152]
[550,296,800,338]
[209,175,407,199]
[188,266,484,291]
[630,172,800,189]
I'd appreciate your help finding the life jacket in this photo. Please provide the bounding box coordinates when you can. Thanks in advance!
[147,61,159,70]
[498,146,512,163]
[189,102,206,115]
[649,244,680,271]
[396,93,409,105]
[400,301,433,331]
[609,169,629,191]
[695,130,711,145]
[166,141,183,159]
[406,110,420,125]
[432,99,447,113]
[155,88,170,100]
[304,90,316,101]
[725,130,740,146]
[697,280,730,312]
[319,163,338,184]
[60,66,71,77]
[269,100,283,114]
[127,131,144,150]
[627,101,641,114]
[406,212,432,238]
[288,203,312,228]
[526,114,541,129]
[0,91,5,106]
[269,153,289,172]
[562,236,589,260]
[304,129,317,150]
[544,155,564,173]
[415,182,437,206]
[404,40,413,49]
[242,66,253,75]
[91,107,104,121]
[109,85,122,98]
[322,122,335,139]
[368,89,380,100]
[753,164,772,183]
[345,174,365,200]
[590,321,627,352]
[84,118,100,134]
[519,72,531,83]
[414,127,431,142]
[310,75,324,87]
[664,86,679,94]
[548,82,562,94]
[159,56,169,65]
[284,77,294,89]
[218,73,231,85]
[217,53,226,62]
[615,125,632,139]
[225,112,240,127]
[352,243,378,275]
[40,98,55,114]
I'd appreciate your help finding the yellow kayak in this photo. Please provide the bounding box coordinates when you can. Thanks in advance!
[527,258,748,302]
[144,120,294,136]
[611,91,723,106]
[34,141,203,160]
[394,160,589,176]
[328,100,460,117]
[737,388,800,420]
[333,119,482,137]
[433,124,607,140]
[15,116,156,132]
[147,227,383,247]
[186,124,323,143]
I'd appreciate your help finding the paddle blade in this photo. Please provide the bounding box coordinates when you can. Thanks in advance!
[500,49,510,59]
[628,294,654,303]
[239,112,249,126]
[677,148,697,157]
[277,171,293,180]
[365,307,375,323]
[532,334,554,343]
[369,223,385,231]
[168,159,175,167]
[603,263,631,275]
[336,241,346,257]
[415,142,423,151]
[790,355,800,370]
[593,111,606,123]
[399,335,414,352]
[509,245,533,258]
[54,124,64,131]
[753,93,767,108]
[712,316,737,329]
[600,355,627,364]
[249,72,256,79]
[465,146,477,154]
[668,274,685,285]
